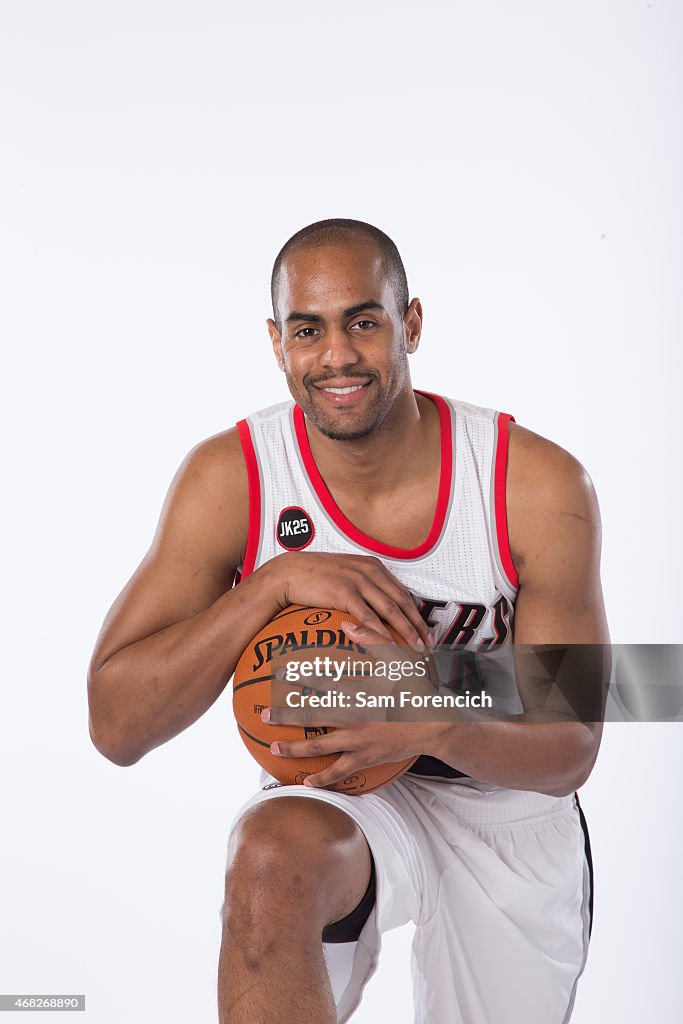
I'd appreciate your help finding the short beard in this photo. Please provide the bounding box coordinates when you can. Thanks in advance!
[311,417,379,442]
[293,365,403,441]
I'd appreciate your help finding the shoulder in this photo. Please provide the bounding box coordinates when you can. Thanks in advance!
[179,395,294,480]
[507,422,598,506]
[170,426,248,505]
[506,422,602,579]
[155,426,250,562]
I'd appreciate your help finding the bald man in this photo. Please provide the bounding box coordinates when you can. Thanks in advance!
[88,218,607,1023]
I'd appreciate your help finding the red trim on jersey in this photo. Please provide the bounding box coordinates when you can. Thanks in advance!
[493,412,519,590]
[292,391,453,560]
[236,419,261,580]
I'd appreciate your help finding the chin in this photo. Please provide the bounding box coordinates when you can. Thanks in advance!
[317,423,377,441]
[308,405,382,442]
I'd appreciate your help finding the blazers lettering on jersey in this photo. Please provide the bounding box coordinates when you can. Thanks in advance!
[418,594,513,650]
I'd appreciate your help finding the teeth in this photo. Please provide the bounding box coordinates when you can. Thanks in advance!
[322,384,365,394]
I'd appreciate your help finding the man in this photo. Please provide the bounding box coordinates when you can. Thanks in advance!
[88,218,608,1023]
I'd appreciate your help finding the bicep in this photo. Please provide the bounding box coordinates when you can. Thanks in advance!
[512,504,608,645]
[507,428,610,723]
[89,431,249,673]
[509,429,609,645]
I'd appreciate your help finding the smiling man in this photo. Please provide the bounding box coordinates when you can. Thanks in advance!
[88,218,608,1023]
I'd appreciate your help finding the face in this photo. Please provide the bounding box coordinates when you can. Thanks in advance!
[267,241,422,441]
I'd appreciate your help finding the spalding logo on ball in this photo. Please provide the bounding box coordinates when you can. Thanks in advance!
[232,604,417,794]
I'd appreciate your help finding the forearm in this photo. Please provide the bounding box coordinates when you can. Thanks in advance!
[427,716,600,796]
[88,563,282,765]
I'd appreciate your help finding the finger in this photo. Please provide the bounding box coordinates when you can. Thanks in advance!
[339,621,404,669]
[378,589,433,648]
[302,755,368,789]
[340,591,394,641]
[268,731,349,759]
[262,705,358,727]
[344,614,423,663]
[262,704,323,726]
[358,576,432,648]
[339,619,386,646]
[361,559,433,637]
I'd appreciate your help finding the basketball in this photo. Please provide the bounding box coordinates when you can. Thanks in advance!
[233,604,418,794]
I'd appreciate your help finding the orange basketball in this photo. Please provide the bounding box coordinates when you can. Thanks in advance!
[233,604,418,794]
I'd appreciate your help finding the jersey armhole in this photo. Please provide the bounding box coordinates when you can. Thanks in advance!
[236,418,261,580]
[492,412,520,593]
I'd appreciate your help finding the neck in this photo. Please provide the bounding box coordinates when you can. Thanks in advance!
[304,389,439,495]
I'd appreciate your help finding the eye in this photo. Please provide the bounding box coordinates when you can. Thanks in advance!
[351,319,377,330]
[294,327,320,339]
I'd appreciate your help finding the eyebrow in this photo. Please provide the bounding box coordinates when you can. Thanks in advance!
[285,300,385,324]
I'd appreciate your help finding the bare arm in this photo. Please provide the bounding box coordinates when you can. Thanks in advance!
[429,423,611,795]
[88,431,431,767]
[87,429,284,765]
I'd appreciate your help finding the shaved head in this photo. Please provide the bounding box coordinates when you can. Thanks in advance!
[271,218,409,331]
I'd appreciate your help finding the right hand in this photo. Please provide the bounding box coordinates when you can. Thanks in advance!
[262,551,432,648]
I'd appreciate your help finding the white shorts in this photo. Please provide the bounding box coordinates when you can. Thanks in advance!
[226,769,593,1024]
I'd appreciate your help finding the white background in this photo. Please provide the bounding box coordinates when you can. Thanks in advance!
[1,1,681,1021]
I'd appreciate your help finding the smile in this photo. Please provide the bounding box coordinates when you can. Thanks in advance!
[321,384,366,394]
[312,379,373,407]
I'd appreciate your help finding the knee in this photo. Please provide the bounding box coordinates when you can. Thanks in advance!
[222,798,360,935]
[225,798,342,898]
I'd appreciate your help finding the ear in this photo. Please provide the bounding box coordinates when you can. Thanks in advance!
[404,298,423,354]
[267,318,285,372]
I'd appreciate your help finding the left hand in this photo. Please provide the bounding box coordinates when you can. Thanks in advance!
[260,619,445,789]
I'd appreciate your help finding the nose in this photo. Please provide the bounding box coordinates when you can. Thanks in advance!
[320,325,361,370]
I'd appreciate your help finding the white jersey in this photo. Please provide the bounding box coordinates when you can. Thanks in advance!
[228,393,592,1024]
[236,390,522,778]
